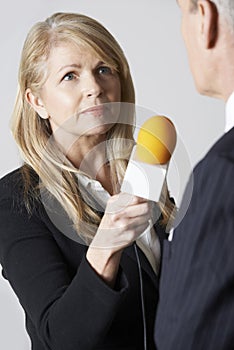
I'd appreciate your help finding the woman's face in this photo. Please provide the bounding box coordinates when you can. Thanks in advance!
[34,42,121,137]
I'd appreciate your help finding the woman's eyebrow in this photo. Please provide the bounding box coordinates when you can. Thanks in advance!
[57,64,81,73]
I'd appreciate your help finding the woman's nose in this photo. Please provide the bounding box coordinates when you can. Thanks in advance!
[82,73,103,98]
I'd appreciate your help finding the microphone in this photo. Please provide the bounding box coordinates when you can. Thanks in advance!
[121,115,177,201]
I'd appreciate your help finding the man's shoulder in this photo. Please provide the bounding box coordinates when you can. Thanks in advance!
[207,127,234,161]
[194,127,234,177]
[190,129,234,208]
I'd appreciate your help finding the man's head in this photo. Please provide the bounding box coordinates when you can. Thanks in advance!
[177,0,234,100]
[190,0,234,27]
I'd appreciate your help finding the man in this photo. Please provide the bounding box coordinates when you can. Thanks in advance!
[155,1,234,349]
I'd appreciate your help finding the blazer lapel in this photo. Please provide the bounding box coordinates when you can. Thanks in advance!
[122,218,169,290]
[123,244,159,289]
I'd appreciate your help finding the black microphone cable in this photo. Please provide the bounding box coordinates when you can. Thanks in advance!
[134,242,147,350]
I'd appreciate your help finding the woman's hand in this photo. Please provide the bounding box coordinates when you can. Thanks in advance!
[86,193,151,287]
[92,192,151,251]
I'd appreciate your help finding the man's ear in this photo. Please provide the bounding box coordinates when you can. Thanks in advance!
[25,88,49,119]
[198,0,218,49]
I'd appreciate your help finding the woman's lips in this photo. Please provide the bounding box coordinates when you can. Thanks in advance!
[79,105,106,117]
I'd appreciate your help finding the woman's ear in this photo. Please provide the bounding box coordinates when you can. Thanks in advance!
[198,0,218,49]
[25,88,49,119]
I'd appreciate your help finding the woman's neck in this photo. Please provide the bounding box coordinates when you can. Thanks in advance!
[66,134,114,194]
[67,134,107,172]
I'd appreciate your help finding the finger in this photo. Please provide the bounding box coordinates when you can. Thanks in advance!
[119,222,150,243]
[106,193,147,214]
[121,202,151,219]
[127,214,150,229]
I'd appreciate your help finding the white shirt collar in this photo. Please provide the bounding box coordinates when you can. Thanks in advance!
[76,173,110,210]
[225,91,234,132]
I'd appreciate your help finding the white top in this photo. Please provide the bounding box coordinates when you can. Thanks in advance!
[225,91,234,132]
[77,173,161,274]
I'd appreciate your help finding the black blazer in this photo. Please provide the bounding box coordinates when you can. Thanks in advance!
[0,167,166,350]
[155,127,234,350]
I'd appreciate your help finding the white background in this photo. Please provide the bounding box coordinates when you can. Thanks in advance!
[0,0,224,348]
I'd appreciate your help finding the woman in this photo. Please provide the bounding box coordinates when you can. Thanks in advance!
[0,12,174,350]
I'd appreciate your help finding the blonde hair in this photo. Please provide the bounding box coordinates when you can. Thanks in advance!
[11,12,175,243]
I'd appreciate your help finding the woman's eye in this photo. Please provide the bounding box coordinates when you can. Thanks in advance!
[63,72,76,81]
[98,66,112,75]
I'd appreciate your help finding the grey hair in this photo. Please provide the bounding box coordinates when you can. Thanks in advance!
[190,0,234,31]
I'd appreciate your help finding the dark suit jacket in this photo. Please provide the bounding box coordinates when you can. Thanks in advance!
[0,167,165,350]
[155,127,234,349]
